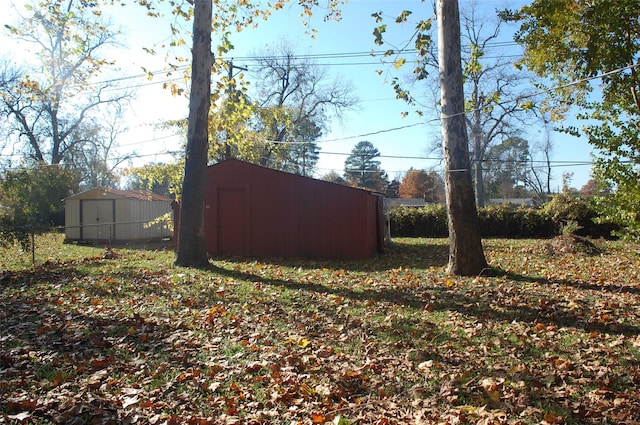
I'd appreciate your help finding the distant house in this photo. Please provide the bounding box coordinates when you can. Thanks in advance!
[385,198,427,208]
[173,159,385,260]
[487,198,535,207]
[64,188,173,243]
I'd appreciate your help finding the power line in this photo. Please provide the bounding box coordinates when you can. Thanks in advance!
[225,48,419,63]
[45,44,526,93]
[439,62,640,122]
[5,60,634,168]
[123,61,640,149]
[61,48,424,90]
[111,150,594,169]
[5,43,636,179]
[119,133,183,147]
[0,144,597,179]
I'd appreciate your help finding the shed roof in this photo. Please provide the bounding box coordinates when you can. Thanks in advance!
[487,198,535,207]
[209,159,380,195]
[385,198,427,208]
[65,188,172,202]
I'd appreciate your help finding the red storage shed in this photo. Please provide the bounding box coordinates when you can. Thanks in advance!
[174,159,385,260]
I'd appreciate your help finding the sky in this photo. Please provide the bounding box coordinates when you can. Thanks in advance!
[2,0,595,190]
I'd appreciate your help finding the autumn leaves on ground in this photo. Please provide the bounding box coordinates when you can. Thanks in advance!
[1,234,640,424]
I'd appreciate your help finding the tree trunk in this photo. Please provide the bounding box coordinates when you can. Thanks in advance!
[175,0,212,267]
[437,0,488,276]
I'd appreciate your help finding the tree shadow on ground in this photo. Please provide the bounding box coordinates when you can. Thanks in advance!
[505,270,640,296]
[212,238,451,273]
[0,260,87,286]
[68,238,174,252]
[0,298,190,424]
[205,261,640,338]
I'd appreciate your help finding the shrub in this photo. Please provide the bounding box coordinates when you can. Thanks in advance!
[478,204,555,238]
[388,196,617,239]
[541,193,617,238]
[389,204,448,237]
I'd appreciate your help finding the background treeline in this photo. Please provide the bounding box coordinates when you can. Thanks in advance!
[389,194,619,239]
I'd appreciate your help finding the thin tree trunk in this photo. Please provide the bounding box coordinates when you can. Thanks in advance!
[437,0,488,276]
[175,0,212,267]
[472,105,484,207]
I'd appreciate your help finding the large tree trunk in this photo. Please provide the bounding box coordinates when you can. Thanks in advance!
[175,0,212,267]
[437,0,488,276]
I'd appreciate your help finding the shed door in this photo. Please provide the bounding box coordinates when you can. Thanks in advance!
[81,200,115,240]
[217,188,249,256]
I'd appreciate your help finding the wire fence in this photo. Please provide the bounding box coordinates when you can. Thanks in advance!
[63,220,173,246]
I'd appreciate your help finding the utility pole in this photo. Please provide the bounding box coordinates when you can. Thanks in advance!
[301,145,307,176]
[227,60,248,93]
[360,154,366,187]
[224,60,248,159]
[472,94,485,208]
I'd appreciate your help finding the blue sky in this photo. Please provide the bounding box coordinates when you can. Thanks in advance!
[2,0,594,189]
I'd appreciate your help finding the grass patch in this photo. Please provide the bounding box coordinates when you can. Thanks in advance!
[1,234,639,424]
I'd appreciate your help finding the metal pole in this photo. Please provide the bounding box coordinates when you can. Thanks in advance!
[31,231,35,265]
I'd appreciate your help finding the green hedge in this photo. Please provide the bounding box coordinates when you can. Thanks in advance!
[477,204,555,238]
[389,196,618,238]
[389,204,449,238]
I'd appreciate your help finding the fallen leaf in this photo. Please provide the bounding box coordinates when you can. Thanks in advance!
[122,395,139,408]
[298,338,311,348]
[311,412,325,423]
[7,412,31,422]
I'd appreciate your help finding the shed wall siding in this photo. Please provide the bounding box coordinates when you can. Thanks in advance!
[114,199,130,240]
[64,189,172,242]
[64,199,81,240]
[203,160,383,260]
[80,199,115,240]
[134,200,172,239]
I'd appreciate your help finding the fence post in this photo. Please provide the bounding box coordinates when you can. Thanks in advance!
[31,231,35,265]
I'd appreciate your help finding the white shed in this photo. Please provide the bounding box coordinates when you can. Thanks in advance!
[64,188,173,243]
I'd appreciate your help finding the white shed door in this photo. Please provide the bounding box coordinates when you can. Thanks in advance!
[81,200,115,240]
